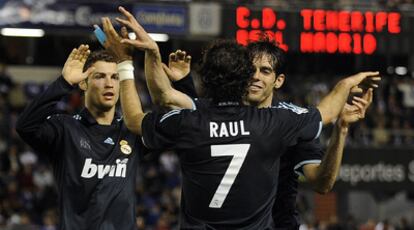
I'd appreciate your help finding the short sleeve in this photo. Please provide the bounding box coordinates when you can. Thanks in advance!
[141,109,183,151]
[289,139,324,177]
[276,103,322,147]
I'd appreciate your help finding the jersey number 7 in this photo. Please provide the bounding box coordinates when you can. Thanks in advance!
[209,144,251,208]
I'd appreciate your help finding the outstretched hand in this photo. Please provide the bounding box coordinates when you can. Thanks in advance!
[62,44,94,85]
[345,71,381,94]
[115,6,159,54]
[340,88,373,125]
[101,17,133,63]
[163,50,192,82]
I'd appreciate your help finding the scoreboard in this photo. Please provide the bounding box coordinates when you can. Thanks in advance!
[223,5,412,56]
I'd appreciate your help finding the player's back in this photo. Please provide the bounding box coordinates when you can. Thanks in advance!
[142,102,322,229]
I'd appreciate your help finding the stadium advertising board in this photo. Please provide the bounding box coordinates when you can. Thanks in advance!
[333,148,414,191]
[132,4,187,35]
[0,0,130,29]
[224,5,410,55]
[0,0,187,34]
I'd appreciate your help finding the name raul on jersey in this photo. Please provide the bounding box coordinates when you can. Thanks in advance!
[209,120,250,138]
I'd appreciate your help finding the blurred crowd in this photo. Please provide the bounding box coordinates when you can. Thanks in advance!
[0,61,413,229]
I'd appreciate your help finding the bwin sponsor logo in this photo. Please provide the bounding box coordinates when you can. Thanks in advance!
[81,158,128,179]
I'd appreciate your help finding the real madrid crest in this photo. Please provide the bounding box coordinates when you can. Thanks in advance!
[120,140,132,155]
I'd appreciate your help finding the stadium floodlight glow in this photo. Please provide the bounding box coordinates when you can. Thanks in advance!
[395,66,408,76]
[1,28,45,37]
[128,32,169,42]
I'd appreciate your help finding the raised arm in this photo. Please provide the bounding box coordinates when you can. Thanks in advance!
[16,45,93,151]
[304,88,373,193]
[115,6,194,110]
[317,71,380,124]
[164,50,198,98]
[100,16,145,135]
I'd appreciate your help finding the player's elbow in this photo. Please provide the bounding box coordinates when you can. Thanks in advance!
[316,106,334,125]
[153,91,174,109]
[123,116,142,136]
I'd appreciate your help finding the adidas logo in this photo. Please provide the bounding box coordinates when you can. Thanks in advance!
[104,137,115,145]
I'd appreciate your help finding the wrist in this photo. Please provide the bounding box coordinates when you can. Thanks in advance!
[117,56,133,64]
[117,60,135,81]
[62,75,75,86]
[336,119,349,133]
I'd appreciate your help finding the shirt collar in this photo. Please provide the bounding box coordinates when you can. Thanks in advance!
[79,108,122,125]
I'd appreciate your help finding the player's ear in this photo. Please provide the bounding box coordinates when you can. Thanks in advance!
[274,74,285,89]
[79,79,88,91]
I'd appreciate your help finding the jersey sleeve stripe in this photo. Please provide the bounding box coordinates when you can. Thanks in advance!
[293,159,322,177]
[314,121,323,140]
[160,110,181,123]
[191,98,197,110]
[141,136,149,148]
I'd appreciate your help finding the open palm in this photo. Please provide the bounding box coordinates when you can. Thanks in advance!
[62,44,93,85]
[166,50,191,81]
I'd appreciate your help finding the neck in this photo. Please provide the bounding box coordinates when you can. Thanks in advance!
[244,96,272,108]
[86,104,115,125]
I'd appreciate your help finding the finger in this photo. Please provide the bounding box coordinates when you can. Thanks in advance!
[368,76,382,81]
[184,55,192,63]
[78,46,89,62]
[169,53,177,62]
[73,45,85,60]
[118,6,146,32]
[352,96,368,106]
[83,66,96,79]
[80,49,91,64]
[115,17,133,31]
[344,103,359,112]
[360,71,380,77]
[102,17,120,41]
[351,86,363,94]
[67,48,78,61]
[364,88,373,103]
[118,6,137,23]
[121,26,129,39]
[121,39,145,49]
[351,100,364,111]
[116,17,145,39]
[177,50,185,61]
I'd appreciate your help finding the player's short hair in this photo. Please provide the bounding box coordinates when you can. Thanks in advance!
[247,37,286,76]
[199,40,255,104]
[83,50,117,72]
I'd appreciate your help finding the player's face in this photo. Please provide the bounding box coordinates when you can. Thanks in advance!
[246,55,279,108]
[84,61,119,111]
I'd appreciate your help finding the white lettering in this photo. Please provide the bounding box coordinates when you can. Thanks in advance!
[229,122,238,136]
[210,122,219,137]
[240,121,250,135]
[81,158,128,179]
[97,165,111,179]
[81,158,97,178]
[115,159,128,177]
[219,122,229,137]
[209,121,250,138]
[337,162,405,185]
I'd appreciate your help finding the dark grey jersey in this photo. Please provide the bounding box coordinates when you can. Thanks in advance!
[141,99,322,230]
[16,77,142,230]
